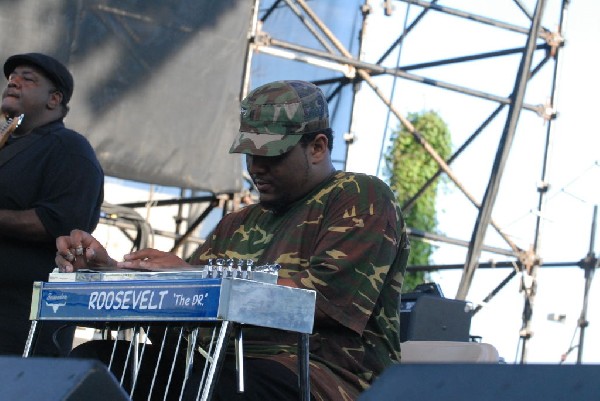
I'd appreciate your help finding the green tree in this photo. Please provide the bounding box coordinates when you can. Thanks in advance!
[385,110,452,292]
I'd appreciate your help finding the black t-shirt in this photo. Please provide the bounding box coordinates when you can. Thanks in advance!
[0,119,104,354]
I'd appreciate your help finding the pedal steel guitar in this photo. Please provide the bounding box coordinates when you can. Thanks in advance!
[26,262,316,401]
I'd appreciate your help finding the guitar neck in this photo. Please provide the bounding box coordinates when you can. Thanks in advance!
[0,114,24,150]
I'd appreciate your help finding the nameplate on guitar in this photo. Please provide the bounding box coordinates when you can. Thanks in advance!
[30,277,315,334]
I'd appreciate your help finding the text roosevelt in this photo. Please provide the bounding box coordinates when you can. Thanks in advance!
[88,290,169,310]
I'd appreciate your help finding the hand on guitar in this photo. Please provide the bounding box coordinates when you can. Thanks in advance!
[117,248,190,270]
[55,229,190,272]
[55,229,116,272]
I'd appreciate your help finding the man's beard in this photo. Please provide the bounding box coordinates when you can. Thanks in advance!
[256,153,310,215]
[259,197,290,215]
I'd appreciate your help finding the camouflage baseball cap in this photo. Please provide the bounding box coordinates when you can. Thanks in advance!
[229,80,329,156]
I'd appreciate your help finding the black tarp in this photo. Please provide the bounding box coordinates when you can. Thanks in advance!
[0,0,251,194]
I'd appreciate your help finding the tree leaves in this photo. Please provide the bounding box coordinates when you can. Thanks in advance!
[384,110,452,291]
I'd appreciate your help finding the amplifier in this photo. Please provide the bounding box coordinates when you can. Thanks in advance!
[0,357,130,401]
[400,292,472,342]
[359,363,600,401]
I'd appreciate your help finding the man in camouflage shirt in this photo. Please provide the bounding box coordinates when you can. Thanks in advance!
[56,80,410,401]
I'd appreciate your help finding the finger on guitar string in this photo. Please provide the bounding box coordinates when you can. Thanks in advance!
[55,251,73,273]
[64,250,76,262]
[85,247,96,262]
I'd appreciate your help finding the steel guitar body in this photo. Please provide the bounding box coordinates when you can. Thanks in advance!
[29,270,316,334]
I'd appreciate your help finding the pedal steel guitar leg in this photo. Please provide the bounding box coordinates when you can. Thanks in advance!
[22,320,38,357]
[298,333,311,401]
[235,326,244,394]
[197,320,233,401]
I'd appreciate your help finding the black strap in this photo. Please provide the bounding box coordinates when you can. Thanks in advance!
[0,133,43,168]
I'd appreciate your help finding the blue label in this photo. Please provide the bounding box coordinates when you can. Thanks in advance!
[36,279,223,321]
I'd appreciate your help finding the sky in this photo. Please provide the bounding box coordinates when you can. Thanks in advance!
[345,0,599,364]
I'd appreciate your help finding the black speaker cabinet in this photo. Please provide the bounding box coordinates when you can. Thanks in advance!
[400,293,472,342]
[0,356,130,401]
[358,363,600,401]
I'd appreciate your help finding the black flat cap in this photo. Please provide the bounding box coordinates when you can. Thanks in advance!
[4,53,74,105]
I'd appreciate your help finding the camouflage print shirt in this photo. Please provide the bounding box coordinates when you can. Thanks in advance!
[191,171,409,401]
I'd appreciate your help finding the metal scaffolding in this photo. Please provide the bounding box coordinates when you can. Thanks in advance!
[246,0,577,363]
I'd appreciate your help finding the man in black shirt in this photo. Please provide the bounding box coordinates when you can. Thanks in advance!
[0,52,104,355]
